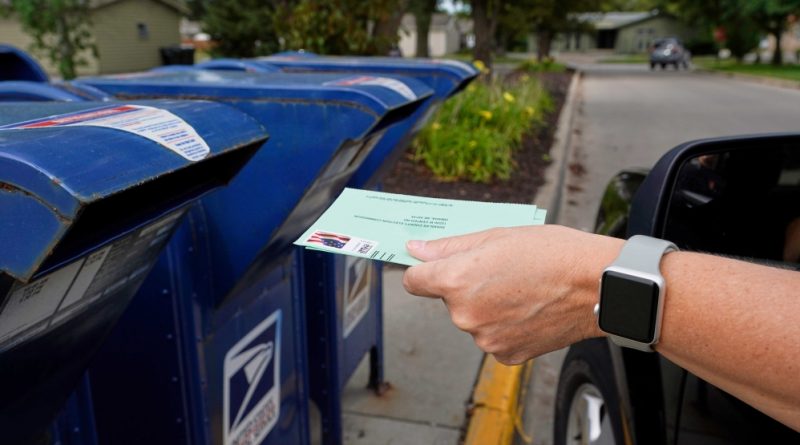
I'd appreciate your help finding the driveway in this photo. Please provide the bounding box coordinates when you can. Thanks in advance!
[522,61,800,445]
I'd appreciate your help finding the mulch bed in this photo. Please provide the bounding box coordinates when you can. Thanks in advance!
[382,70,573,204]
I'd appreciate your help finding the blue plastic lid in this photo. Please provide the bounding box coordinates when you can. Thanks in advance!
[73,70,433,117]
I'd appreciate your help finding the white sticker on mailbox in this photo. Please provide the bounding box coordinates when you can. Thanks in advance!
[326,75,417,101]
[3,105,211,161]
[343,256,370,338]
[224,310,281,445]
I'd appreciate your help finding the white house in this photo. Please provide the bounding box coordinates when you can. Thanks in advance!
[398,13,466,57]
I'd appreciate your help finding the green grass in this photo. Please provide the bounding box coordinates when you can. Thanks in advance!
[694,56,800,83]
[516,59,567,73]
[598,54,650,64]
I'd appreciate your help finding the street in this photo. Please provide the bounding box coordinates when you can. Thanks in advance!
[523,61,800,445]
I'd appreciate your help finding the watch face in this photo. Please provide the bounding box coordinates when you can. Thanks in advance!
[599,270,660,343]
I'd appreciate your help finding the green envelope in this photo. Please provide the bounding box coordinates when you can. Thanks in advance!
[295,188,547,266]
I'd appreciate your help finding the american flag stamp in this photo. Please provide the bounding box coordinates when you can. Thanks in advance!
[306,230,377,256]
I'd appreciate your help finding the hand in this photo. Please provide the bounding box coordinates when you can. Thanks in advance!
[402,225,621,364]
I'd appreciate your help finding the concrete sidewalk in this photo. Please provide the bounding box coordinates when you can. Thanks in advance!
[340,266,483,444]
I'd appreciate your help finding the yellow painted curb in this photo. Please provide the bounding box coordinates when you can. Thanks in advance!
[464,355,532,445]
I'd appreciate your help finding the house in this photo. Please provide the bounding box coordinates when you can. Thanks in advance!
[0,0,187,78]
[529,10,695,54]
[398,13,469,57]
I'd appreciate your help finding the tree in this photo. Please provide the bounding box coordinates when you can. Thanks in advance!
[471,0,500,67]
[202,0,283,57]
[527,0,599,61]
[7,0,96,80]
[409,0,438,57]
[742,0,800,65]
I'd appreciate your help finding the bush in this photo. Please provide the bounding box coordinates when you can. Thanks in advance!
[517,57,567,73]
[413,75,553,183]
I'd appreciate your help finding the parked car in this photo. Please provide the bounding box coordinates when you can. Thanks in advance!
[554,134,800,444]
[650,37,691,70]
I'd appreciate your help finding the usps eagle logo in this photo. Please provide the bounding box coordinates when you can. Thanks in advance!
[223,311,281,445]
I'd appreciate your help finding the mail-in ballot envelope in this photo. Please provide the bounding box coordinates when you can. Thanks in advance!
[295,188,547,266]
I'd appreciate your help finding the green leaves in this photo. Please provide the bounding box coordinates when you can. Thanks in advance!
[413,74,553,183]
[10,0,96,79]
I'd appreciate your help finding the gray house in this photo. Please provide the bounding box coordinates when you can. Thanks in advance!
[529,11,695,54]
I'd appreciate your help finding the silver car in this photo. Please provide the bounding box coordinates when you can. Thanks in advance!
[650,37,690,70]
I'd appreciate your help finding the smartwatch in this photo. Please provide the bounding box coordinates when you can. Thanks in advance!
[595,235,678,352]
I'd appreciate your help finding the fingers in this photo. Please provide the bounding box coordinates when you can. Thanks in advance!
[406,228,505,262]
[402,260,446,298]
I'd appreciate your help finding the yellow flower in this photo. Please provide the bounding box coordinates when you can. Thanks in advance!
[431,122,441,130]
[473,59,490,74]
[524,106,534,115]
[467,84,476,93]
[478,110,492,120]
[468,140,478,148]
[503,92,515,103]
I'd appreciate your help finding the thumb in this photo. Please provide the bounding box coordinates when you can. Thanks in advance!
[406,229,502,262]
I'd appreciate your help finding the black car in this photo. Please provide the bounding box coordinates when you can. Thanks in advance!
[554,135,800,444]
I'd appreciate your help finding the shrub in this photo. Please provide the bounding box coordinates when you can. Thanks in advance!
[413,75,553,183]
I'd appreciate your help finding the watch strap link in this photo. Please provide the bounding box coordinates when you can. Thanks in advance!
[612,235,678,275]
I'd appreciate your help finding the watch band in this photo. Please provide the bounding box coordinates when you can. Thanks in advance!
[604,235,678,352]
[613,235,678,275]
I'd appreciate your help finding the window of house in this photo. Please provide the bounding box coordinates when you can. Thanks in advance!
[137,22,149,40]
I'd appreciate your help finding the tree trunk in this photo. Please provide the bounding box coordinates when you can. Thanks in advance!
[772,29,783,66]
[414,8,432,57]
[536,30,552,62]
[372,0,408,55]
[472,0,493,67]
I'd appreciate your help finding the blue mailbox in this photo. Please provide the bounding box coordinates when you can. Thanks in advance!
[0,44,49,82]
[71,70,432,445]
[0,100,267,445]
[187,55,478,444]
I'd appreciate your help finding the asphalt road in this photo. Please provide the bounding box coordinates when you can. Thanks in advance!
[522,62,800,445]
[560,63,800,231]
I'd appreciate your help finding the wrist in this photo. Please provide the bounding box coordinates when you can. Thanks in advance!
[574,232,624,340]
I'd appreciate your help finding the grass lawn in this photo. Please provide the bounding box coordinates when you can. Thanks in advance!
[598,54,650,64]
[694,56,800,83]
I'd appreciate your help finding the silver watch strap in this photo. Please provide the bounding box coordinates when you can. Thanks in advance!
[612,235,677,273]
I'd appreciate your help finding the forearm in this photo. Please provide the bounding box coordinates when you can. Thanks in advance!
[651,252,800,430]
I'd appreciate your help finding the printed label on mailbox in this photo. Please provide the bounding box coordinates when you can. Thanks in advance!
[325,75,417,101]
[343,256,370,338]
[224,310,281,445]
[0,210,185,351]
[2,105,211,161]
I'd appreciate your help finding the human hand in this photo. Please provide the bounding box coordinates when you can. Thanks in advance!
[402,225,622,364]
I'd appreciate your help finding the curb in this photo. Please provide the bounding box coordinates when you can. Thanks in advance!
[534,69,583,221]
[463,70,583,445]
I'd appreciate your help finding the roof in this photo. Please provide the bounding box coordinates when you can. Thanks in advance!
[574,11,658,30]
[91,0,189,14]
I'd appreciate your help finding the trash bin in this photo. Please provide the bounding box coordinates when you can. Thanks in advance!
[160,45,196,66]
[0,44,49,82]
[188,56,478,444]
[0,99,267,445]
[70,70,432,445]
